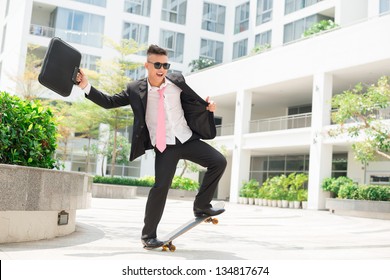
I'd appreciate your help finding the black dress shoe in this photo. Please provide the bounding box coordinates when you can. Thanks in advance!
[193,207,225,218]
[141,238,164,249]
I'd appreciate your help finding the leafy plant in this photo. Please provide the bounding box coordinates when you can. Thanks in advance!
[251,43,271,55]
[303,19,338,37]
[258,173,308,201]
[357,185,390,201]
[338,183,360,199]
[0,91,58,169]
[240,179,260,198]
[321,176,355,198]
[188,57,216,72]
[297,189,308,202]
[171,176,199,191]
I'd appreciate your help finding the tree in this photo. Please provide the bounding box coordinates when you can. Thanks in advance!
[68,100,108,173]
[90,38,145,176]
[10,44,45,100]
[329,76,390,163]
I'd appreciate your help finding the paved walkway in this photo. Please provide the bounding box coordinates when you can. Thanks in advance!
[1,197,390,260]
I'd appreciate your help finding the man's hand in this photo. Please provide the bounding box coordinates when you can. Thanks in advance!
[76,69,88,89]
[205,96,216,112]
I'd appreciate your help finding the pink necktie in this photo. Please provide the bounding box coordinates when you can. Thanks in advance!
[156,87,166,152]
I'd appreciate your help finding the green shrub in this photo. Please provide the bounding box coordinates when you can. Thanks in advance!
[338,182,360,199]
[257,173,308,201]
[358,185,390,201]
[321,176,354,197]
[0,91,58,169]
[93,175,199,191]
[93,176,152,187]
[240,179,260,198]
[171,176,199,191]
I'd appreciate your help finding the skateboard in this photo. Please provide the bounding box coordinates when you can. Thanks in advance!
[147,201,225,252]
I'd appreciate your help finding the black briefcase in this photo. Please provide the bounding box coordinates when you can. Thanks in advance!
[38,37,81,97]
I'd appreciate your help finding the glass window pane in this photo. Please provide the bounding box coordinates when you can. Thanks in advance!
[269,156,285,171]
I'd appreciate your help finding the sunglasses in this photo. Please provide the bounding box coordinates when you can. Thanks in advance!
[148,61,171,70]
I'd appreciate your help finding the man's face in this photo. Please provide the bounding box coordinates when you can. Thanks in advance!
[145,54,169,86]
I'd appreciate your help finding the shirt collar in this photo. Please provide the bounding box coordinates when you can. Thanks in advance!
[147,78,172,92]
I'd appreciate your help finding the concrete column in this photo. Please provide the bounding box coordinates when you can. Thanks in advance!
[229,89,252,203]
[308,73,333,210]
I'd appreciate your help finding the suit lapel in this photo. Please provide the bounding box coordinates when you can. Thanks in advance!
[138,78,148,110]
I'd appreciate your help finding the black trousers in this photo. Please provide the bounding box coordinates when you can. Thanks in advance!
[141,137,227,239]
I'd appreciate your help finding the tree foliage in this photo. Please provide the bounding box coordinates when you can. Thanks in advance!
[88,38,145,176]
[329,76,390,163]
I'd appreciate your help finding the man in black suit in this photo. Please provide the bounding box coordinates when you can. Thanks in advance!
[76,44,226,249]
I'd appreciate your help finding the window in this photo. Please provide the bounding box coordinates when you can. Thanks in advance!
[160,29,185,63]
[202,2,226,34]
[250,155,310,184]
[256,0,273,25]
[72,0,106,7]
[255,30,272,46]
[332,154,347,178]
[126,67,146,81]
[80,54,100,72]
[124,0,151,17]
[233,38,248,59]
[283,14,332,43]
[123,22,149,54]
[161,0,187,25]
[285,0,322,15]
[1,25,6,53]
[200,39,223,64]
[380,0,390,14]
[234,2,250,34]
[50,8,105,48]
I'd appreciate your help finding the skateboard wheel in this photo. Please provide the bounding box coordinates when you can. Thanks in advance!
[162,245,168,252]
[169,245,176,252]
[211,218,219,225]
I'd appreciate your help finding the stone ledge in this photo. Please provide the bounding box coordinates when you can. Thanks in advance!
[325,198,390,220]
[0,164,92,243]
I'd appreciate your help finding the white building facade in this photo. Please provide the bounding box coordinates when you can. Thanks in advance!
[1,0,390,208]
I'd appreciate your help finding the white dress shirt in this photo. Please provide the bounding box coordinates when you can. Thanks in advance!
[145,79,192,146]
[83,80,192,146]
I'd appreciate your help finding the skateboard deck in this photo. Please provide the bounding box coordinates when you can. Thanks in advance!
[38,37,81,97]
[154,201,225,252]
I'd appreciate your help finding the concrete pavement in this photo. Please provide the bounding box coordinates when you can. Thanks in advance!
[1,197,390,260]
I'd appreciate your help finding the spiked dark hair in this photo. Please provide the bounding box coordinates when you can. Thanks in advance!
[147,44,168,56]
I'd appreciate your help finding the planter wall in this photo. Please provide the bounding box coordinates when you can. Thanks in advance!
[0,164,92,243]
[326,198,390,220]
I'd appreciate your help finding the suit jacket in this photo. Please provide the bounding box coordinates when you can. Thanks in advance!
[86,72,216,161]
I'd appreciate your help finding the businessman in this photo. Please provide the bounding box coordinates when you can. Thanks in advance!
[77,44,226,249]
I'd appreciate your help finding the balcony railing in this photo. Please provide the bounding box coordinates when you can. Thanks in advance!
[249,113,312,133]
[29,24,103,48]
[215,113,312,136]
